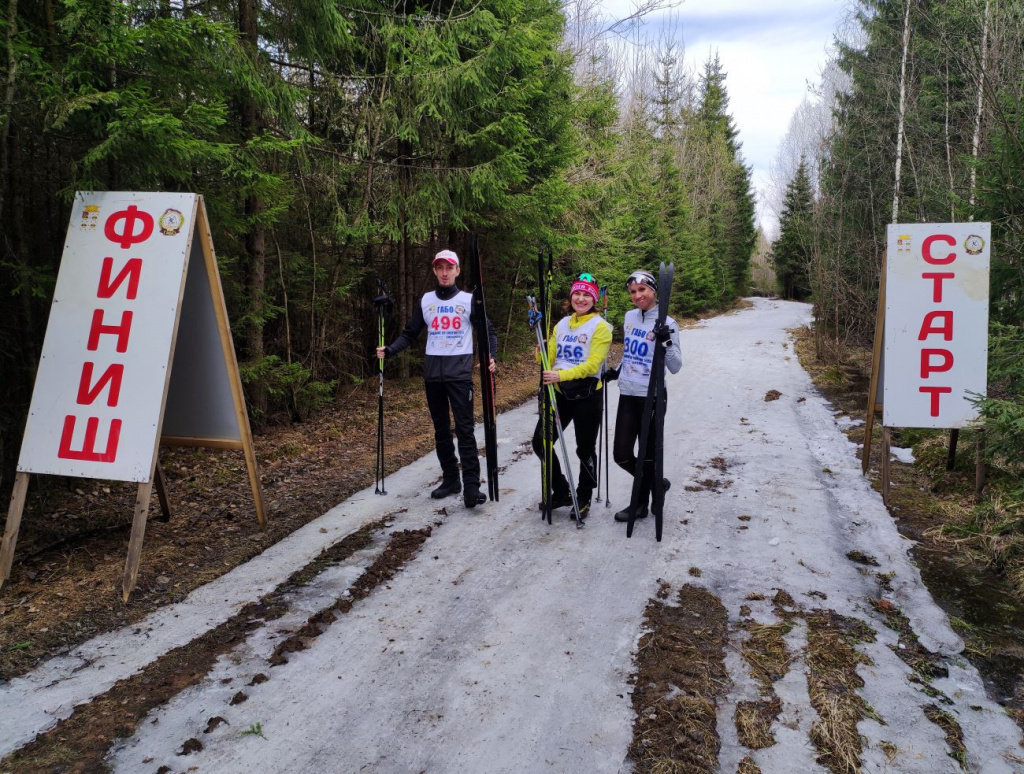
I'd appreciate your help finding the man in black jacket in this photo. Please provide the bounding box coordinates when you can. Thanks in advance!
[376,249,497,508]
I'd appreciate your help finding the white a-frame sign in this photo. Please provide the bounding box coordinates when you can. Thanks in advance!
[1,192,266,601]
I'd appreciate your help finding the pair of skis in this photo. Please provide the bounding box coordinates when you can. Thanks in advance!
[626,261,674,542]
[469,234,499,502]
[528,300,584,528]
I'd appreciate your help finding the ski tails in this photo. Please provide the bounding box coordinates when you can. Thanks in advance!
[627,262,674,541]
[469,234,499,502]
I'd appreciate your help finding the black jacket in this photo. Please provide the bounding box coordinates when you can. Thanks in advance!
[385,284,498,382]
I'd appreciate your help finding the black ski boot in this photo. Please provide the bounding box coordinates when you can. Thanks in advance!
[576,499,591,520]
[538,490,573,511]
[614,504,647,523]
[464,484,486,508]
[431,476,462,499]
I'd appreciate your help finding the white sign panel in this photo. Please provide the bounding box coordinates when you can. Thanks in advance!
[17,192,199,481]
[883,222,990,429]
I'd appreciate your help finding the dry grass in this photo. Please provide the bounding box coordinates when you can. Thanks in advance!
[735,697,782,749]
[737,754,762,773]
[628,585,730,774]
[741,622,794,692]
[805,611,877,774]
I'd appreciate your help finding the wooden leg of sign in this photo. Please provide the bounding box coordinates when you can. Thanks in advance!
[0,472,30,588]
[947,429,959,471]
[976,431,987,504]
[154,461,172,523]
[122,481,155,602]
[862,409,875,474]
[242,441,266,529]
[881,427,891,507]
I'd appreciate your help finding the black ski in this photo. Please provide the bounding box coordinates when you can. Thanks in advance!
[469,234,499,501]
[627,262,674,541]
[536,251,555,524]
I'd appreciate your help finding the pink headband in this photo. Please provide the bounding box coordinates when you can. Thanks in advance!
[571,279,599,303]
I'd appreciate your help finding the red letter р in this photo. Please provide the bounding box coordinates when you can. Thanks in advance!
[920,386,953,417]
[918,311,953,341]
[57,416,122,462]
[922,272,955,303]
[920,349,954,378]
[87,309,133,353]
[922,234,957,265]
[77,362,125,407]
[97,257,142,300]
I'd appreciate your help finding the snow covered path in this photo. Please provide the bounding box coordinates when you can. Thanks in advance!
[6,299,1022,773]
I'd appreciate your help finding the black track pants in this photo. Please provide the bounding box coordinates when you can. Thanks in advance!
[532,388,602,503]
[424,380,479,487]
[612,392,666,505]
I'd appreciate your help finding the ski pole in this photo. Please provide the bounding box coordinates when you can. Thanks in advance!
[373,280,393,495]
[528,296,584,529]
[596,285,608,505]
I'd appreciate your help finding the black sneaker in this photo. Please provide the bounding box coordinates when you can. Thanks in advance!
[538,492,574,511]
[431,478,462,499]
[614,504,648,523]
[464,486,486,508]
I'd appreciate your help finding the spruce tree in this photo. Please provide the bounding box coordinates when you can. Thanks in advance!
[771,158,814,301]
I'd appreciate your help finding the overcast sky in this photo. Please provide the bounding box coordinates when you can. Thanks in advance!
[602,0,852,234]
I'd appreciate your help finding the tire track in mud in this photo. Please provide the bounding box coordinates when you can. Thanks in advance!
[1,512,434,773]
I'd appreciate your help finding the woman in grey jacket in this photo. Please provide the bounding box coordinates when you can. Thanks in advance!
[605,269,682,522]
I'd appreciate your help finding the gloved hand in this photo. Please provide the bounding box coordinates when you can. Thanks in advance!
[603,367,619,382]
[652,321,673,346]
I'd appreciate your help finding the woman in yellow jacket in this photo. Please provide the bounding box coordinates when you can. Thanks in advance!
[532,273,611,519]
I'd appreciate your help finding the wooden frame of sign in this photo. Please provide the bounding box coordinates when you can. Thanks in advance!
[0,192,266,601]
[864,224,990,506]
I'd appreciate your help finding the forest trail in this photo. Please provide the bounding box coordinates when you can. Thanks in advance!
[3,298,1021,773]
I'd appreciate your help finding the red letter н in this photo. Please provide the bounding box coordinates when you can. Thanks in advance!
[87,309,133,353]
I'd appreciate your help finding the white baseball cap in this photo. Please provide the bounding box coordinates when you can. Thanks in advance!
[433,249,459,266]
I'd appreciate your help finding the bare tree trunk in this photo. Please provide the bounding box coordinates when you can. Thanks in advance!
[969,0,990,209]
[891,0,913,223]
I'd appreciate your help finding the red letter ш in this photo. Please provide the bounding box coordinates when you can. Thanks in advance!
[87,309,133,353]
[922,234,957,264]
[77,362,125,407]
[97,257,142,300]
[920,386,953,418]
[57,416,122,462]
[918,311,953,341]
[921,348,954,378]
[922,272,956,302]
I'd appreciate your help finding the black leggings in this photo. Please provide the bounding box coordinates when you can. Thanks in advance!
[613,393,665,501]
[532,388,602,502]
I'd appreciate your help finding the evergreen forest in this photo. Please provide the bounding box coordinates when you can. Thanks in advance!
[770,1,1024,540]
[0,0,756,481]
